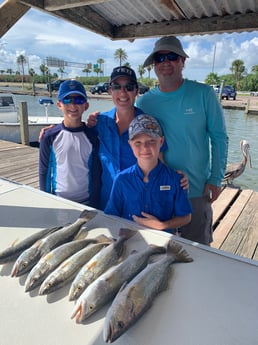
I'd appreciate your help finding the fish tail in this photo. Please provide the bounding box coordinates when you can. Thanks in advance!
[167,240,193,263]
[95,234,114,243]
[79,209,98,221]
[149,244,167,255]
[118,228,137,240]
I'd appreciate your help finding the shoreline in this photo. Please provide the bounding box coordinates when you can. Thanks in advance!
[1,82,257,111]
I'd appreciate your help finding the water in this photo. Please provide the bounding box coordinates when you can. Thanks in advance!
[14,94,113,121]
[11,94,258,192]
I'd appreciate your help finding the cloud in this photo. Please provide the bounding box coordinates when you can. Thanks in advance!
[0,6,257,81]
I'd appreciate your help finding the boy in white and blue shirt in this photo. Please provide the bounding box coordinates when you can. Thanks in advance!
[39,80,101,207]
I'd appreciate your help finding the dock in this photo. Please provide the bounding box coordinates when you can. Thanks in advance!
[0,139,257,262]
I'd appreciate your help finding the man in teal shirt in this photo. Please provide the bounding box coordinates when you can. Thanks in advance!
[136,36,228,245]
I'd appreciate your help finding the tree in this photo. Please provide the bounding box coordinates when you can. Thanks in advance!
[16,54,27,88]
[40,64,49,76]
[205,72,220,85]
[83,63,92,76]
[251,65,258,74]
[93,65,101,76]
[138,65,146,78]
[230,59,245,89]
[146,65,152,78]
[6,68,14,75]
[28,68,36,77]
[114,48,127,66]
[97,58,105,75]
[57,67,65,78]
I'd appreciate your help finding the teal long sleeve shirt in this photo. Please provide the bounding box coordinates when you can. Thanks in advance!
[136,79,228,198]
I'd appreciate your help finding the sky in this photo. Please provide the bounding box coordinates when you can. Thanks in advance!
[0,3,258,82]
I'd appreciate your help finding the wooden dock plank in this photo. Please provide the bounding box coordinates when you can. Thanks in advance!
[234,192,258,259]
[219,190,256,256]
[212,187,240,226]
[212,189,253,249]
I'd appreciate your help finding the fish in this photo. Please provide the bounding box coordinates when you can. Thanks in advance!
[71,244,166,323]
[38,238,113,296]
[69,228,137,301]
[0,226,62,265]
[24,234,109,292]
[103,239,193,343]
[11,209,97,277]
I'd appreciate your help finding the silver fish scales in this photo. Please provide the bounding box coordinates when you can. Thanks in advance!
[103,240,193,343]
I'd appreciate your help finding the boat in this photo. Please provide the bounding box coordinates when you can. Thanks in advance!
[0,93,63,144]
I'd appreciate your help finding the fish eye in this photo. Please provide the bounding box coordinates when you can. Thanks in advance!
[89,304,94,310]
[21,261,28,268]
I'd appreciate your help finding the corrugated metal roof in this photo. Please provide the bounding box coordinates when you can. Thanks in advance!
[1,0,258,40]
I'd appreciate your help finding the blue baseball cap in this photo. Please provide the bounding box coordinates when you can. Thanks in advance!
[58,80,87,100]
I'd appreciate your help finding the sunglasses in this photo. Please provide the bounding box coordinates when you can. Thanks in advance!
[153,52,180,63]
[61,96,86,105]
[111,83,136,92]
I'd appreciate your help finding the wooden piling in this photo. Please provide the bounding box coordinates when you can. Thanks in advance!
[19,101,30,145]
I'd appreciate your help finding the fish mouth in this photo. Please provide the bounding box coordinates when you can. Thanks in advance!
[71,303,83,323]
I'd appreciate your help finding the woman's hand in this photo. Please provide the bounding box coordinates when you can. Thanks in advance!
[86,111,100,127]
[38,125,55,142]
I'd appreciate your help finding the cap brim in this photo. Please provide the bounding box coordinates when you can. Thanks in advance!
[59,91,87,99]
[143,46,189,67]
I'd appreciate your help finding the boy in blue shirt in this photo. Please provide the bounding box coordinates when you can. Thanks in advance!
[39,80,101,207]
[105,114,192,233]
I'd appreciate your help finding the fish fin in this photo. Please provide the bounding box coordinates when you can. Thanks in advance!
[167,240,193,263]
[118,228,137,240]
[11,238,20,247]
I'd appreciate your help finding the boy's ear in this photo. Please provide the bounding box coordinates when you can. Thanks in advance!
[84,102,90,111]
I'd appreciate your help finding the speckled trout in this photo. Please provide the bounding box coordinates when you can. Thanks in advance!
[24,234,109,292]
[38,239,113,295]
[103,240,193,343]
[11,209,97,277]
[0,226,62,265]
[69,228,137,301]
[71,244,166,323]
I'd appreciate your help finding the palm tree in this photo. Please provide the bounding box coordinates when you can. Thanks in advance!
[93,65,101,76]
[97,58,105,75]
[57,67,65,78]
[83,63,92,76]
[114,48,127,66]
[39,64,49,76]
[124,62,131,68]
[230,59,245,89]
[6,68,14,75]
[146,65,152,78]
[16,54,27,89]
[138,65,146,78]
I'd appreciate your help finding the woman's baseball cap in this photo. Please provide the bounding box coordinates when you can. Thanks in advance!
[110,66,138,85]
[58,80,87,100]
[143,36,189,67]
